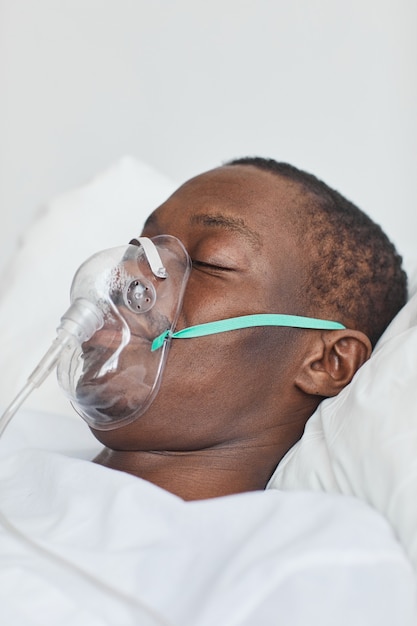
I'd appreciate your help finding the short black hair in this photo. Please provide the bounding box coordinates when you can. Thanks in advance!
[226,157,407,346]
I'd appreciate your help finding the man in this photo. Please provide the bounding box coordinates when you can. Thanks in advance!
[92,157,407,500]
[1,158,414,626]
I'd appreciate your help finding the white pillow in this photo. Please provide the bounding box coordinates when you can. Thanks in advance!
[0,157,178,417]
[268,283,417,569]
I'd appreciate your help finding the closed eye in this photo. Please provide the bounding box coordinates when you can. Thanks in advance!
[191,259,233,272]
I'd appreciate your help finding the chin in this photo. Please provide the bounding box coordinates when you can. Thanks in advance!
[74,367,155,432]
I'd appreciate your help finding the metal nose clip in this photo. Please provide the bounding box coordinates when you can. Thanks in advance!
[129,237,168,279]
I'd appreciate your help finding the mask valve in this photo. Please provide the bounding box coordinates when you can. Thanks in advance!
[124,279,156,313]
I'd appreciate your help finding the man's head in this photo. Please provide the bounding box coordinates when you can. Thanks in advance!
[90,159,407,494]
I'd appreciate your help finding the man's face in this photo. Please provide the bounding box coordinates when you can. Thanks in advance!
[92,165,311,451]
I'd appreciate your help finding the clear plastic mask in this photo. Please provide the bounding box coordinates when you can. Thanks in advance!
[57,235,191,431]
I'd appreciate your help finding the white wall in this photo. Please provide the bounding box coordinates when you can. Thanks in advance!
[1,0,416,272]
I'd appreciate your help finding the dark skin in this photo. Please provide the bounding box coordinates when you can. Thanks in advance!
[93,165,371,500]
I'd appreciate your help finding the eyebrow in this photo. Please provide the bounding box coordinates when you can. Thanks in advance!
[190,213,261,249]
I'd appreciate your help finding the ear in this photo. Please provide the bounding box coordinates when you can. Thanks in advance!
[294,329,372,398]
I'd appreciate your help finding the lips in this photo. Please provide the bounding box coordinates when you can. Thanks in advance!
[82,326,154,353]
[75,350,156,421]
[80,328,154,381]
[74,307,172,416]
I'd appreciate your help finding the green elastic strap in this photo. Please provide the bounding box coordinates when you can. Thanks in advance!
[151,313,346,352]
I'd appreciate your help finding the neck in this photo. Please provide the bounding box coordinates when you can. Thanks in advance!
[93,427,304,501]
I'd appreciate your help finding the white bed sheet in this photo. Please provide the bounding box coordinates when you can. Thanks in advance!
[0,411,416,626]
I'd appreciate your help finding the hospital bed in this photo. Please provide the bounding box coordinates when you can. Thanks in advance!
[0,158,416,625]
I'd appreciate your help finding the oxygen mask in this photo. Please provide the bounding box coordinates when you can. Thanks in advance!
[0,235,191,436]
[58,235,191,430]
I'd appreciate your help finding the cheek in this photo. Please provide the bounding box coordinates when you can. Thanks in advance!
[160,326,297,405]
[177,273,269,331]
[176,277,224,328]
